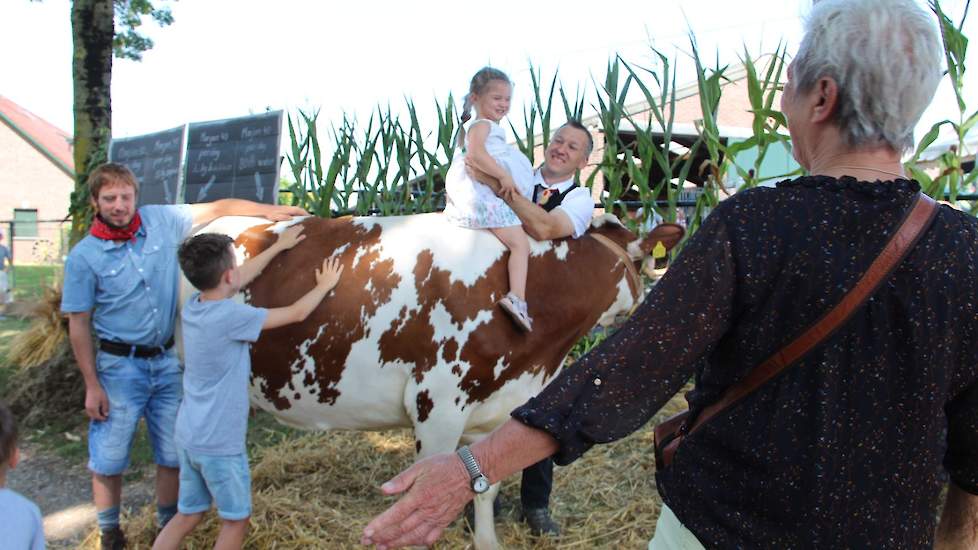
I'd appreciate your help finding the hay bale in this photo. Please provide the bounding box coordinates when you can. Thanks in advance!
[8,284,68,368]
[3,342,84,429]
[79,391,692,549]
[1,283,86,430]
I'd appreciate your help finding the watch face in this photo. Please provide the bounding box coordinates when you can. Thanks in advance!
[472,476,490,493]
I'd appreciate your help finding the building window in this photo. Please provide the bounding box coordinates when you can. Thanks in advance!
[13,209,38,238]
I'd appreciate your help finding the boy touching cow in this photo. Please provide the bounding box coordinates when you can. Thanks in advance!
[152,226,342,550]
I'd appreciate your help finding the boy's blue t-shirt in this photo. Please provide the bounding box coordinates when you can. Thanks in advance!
[175,294,267,455]
[0,487,45,549]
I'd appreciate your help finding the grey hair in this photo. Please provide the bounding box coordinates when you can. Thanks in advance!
[457,66,511,149]
[792,0,943,151]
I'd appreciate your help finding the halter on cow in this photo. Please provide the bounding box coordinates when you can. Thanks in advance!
[180,211,683,549]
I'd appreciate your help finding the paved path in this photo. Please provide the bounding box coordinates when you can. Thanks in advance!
[7,442,153,548]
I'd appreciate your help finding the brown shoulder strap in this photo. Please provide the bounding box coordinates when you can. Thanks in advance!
[685,192,939,436]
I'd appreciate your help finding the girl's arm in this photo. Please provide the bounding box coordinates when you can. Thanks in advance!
[465,122,509,181]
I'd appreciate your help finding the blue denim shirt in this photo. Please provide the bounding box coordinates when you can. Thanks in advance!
[61,205,193,346]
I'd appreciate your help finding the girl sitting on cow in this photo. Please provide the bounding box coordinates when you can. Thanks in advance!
[443,66,535,332]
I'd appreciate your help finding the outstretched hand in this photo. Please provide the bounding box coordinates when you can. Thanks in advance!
[263,205,309,221]
[361,452,473,549]
[315,256,344,292]
[275,225,306,250]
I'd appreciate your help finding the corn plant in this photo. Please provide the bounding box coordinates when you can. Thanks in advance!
[729,44,799,190]
[588,59,633,217]
[685,35,728,237]
[510,64,559,166]
[905,0,975,207]
[618,51,699,228]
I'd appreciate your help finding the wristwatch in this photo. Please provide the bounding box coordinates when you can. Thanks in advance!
[456,445,491,494]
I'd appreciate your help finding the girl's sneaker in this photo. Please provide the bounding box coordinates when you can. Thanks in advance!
[499,293,533,332]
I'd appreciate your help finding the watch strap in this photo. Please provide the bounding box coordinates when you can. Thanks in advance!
[457,445,483,480]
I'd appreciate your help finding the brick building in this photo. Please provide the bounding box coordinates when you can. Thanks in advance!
[0,96,74,264]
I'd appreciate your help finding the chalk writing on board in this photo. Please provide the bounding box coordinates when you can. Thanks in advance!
[184,111,283,204]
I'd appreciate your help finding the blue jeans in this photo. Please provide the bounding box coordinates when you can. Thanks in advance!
[177,448,252,520]
[87,350,183,475]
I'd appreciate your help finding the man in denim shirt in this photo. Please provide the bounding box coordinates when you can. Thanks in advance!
[61,163,305,550]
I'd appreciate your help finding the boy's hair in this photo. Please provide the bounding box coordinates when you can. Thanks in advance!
[178,233,235,291]
[0,401,17,468]
[88,162,140,200]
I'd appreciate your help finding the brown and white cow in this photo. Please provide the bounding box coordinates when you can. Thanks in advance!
[182,211,682,549]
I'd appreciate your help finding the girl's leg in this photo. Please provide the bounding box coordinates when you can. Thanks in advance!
[489,226,529,300]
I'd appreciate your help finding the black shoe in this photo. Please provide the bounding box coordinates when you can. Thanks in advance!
[521,507,561,536]
[100,526,127,550]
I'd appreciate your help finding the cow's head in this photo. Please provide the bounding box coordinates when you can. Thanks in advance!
[586,213,685,325]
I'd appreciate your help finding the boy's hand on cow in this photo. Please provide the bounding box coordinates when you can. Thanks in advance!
[275,225,306,251]
[315,257,344,292]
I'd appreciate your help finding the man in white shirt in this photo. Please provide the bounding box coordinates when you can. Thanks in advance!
[465,119,594,536]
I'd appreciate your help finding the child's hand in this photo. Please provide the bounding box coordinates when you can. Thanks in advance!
[498,176,518,197]
[315,256,344,292]
[276,225,306,251]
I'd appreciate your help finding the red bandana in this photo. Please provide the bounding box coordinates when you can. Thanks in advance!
[90,212,142,242]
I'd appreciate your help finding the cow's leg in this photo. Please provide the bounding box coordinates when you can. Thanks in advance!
[408,387,500,550]
[459,432,502,550]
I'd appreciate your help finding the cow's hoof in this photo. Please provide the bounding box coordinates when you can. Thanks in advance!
[521,507,561,536]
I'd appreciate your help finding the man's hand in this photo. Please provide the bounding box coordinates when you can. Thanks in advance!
[464,157,502,193]
[85,384,109,421]
[361,452,472,549]
[263,205,308,222]
[315,257,344,292]
[274,225,306,251]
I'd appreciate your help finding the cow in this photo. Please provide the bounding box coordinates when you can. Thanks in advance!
[180,211,683,549]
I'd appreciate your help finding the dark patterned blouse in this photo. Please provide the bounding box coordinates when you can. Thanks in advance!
[513,176,978,548]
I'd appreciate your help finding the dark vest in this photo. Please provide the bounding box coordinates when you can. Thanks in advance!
[532,183,577,212]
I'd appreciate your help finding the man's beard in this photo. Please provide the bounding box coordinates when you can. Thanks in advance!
[98,212,134,230]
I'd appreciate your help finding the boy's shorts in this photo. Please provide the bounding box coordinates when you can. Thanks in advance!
[88,351,183,475]
[177,448,252,520]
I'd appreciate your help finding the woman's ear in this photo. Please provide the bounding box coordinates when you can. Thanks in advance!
[812,76,839,123]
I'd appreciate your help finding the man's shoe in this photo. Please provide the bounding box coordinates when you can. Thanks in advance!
[521,507,560,536]
[100,526,127,550]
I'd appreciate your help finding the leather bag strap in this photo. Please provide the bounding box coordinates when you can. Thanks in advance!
[684,192,939,437]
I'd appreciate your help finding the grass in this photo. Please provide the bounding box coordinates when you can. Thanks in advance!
[11,264,60,301]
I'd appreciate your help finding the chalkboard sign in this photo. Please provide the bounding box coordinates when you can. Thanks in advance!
[184,111,283,204]
[108,125,186,206]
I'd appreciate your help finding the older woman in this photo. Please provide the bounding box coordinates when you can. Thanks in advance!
[362,0,978,548]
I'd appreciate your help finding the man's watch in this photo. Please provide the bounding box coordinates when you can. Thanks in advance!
[456,445,491,494]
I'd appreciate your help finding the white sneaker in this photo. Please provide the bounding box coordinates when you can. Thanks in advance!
[499,293,533,332]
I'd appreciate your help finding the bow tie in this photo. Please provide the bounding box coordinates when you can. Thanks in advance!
[535,184,556,206]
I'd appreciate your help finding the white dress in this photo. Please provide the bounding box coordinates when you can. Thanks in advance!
[443,119,534,229]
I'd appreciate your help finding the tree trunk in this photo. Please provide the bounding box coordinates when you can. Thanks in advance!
[69,0,114,246]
